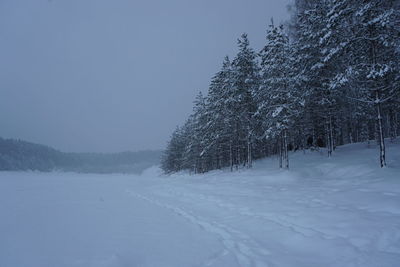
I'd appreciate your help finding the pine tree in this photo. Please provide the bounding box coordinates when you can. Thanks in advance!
[205,56,235,170]
[255,23,301,169]
[326,0,400,167]
[230,33,260,168]
[161,126,187,173]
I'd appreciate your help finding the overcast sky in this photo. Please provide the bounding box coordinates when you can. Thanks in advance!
[0,0,291,153]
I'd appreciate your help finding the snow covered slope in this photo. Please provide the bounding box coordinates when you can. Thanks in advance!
[0,141,399,267]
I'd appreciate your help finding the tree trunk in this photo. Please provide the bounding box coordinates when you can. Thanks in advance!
[279,136,283,169]
[389,109,397,141]
[327,115,334,157]
[376,91,386,168]
[247,137,252,168]
[230,142,233,172]
[284,129,289,169]
[236,144,240,170]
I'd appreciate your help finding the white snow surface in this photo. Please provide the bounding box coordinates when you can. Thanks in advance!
[1,141,400,267]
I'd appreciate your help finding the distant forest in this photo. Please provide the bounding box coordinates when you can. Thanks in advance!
[0,137,161,173]
[162,0,400,174]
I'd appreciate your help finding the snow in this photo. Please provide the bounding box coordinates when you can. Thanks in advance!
[272,106,283,118]
[1,141,400,267]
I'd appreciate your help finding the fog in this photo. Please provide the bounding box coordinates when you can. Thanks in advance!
[0,0,291,153]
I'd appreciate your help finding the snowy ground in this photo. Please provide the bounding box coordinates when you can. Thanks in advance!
[1,141,399,267]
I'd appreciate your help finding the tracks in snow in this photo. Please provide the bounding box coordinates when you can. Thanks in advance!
[156,186,398,254]
[159,187,336,239]
[126,189,271,267]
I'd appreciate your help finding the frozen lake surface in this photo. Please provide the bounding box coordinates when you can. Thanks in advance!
[1,141,399,267]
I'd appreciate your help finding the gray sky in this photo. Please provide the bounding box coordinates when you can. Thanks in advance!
[0,0,291,153]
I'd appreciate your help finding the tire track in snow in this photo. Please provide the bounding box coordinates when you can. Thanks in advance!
[126,189,271,267]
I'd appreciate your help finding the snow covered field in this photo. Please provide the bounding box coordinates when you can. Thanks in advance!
[0,141,399,267]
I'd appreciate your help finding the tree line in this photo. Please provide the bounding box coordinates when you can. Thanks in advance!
[161,0,400,174]
[0,137,161,173]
